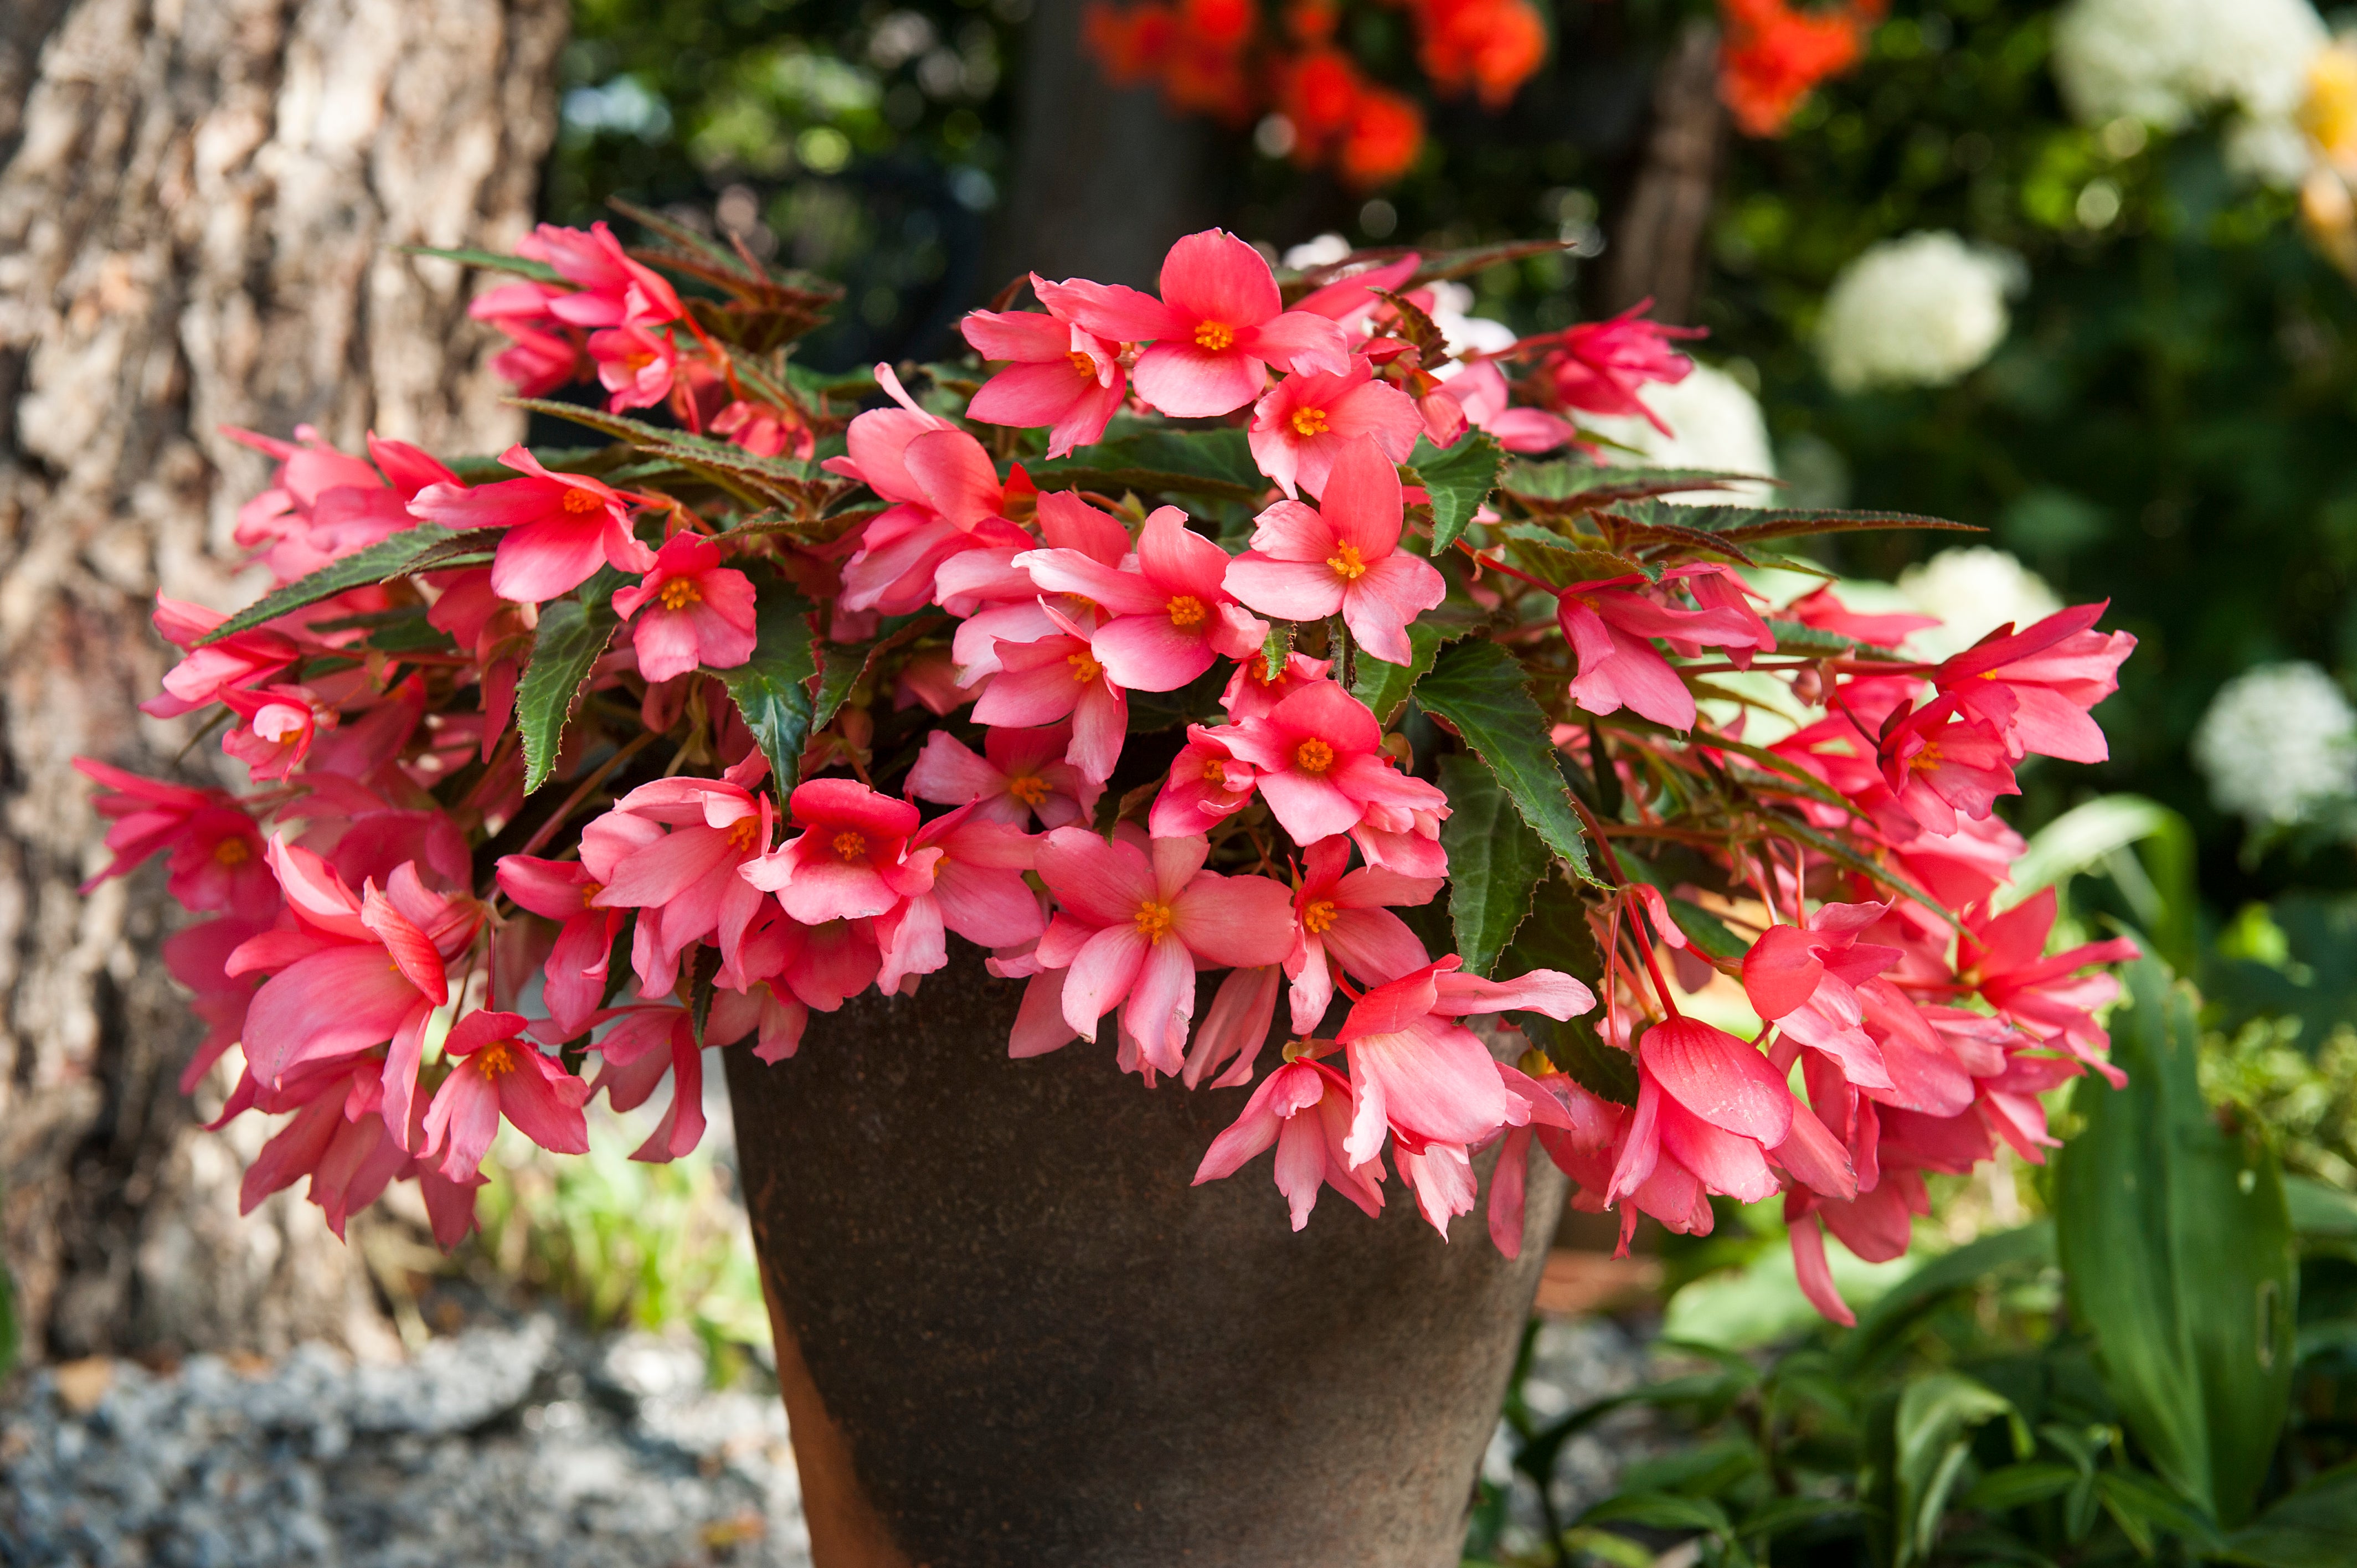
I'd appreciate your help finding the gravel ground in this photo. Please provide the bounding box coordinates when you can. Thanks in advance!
[0,1317,810,1568]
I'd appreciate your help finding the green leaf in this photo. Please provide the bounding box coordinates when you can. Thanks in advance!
[1350,616,1443,726]
[1500,873,1635,1104]
[2220,1462,2357,1567]
[716,568,819,793]
[1438,755,1551,978]
[509,398,850,512]
[515,577,622,794]
[1892,1371,2029,1568]
[1414,641,1595,883]
[1408,430,1504,556]
[2055,953,2297,1528]
[400,244,563,283]
[1499,458,1769,511]
[197,526,457,643]
[1025,426,1265,503]
[1963,1461,2080,1513]
[2004,795,2198,976]
[1840,1222,2056,1374]
[1579,1492,1733,1536]
[2287,1175,2357,1240]
[1639,505,1980,543]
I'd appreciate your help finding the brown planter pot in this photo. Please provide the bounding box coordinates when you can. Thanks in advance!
[725,948,1564,1568]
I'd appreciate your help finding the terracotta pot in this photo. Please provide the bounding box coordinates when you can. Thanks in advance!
[724,948,1564,1568]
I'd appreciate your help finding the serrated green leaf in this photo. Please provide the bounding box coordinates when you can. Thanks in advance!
[400,244,564,283]
[197,526,457,644]
[1500,527,1656,587]
[717,568,818,793]
[1414,641,1595,883]
[1633,505,1979,543]
[1438,754,1550,978]
[508,397,847,510]
[1502,874,1636,1105]
[1026,427,1265,503]
[1350,616,1443,725]
[516,578,621,793]
[1408,430,1504,556]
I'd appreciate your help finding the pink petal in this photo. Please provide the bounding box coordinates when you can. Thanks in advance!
[1131,342,1265,419]
[1063,924,1149,1041]
[1171,872,1296,968]
[1223,553,1347,622]
[1639,1017,1794,1146]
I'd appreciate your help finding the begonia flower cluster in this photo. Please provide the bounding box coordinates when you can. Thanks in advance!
[83,220,2132,1323]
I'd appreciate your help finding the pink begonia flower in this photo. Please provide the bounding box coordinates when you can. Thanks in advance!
[236,1059,410,1238]
[1032,828,1297,1075]
[1334,957,1596,1171]
[1741,902,1904,1094]
[1679,566,1778,669]
[1439,360,1578,454]
[1285,836,1440,1035]
[822,368,1033,615]
[588,778,773,996]
[1555,572,1763,733]
[960,302,1126,457]
[1149,724,1260,838]
[1214,680,1448,851]
[227,842,482,1148]
[969,610,1129,784]
[497,852,635,1037]
[221,425,443,587]
[707,969,811,1064]
[527,220,685,328]
[732,905,884,1023]
[741,777,938,927]
[586,1005,710,1163]
[712,398,813,461]
[1016,506,1266,692]
[1035,229,1351,417]
[1219,649,1332,720]
[873,805,1043,992]
[1223,437,1445,667]
[1932,601,2135,766]
[1292,253,1422,330]
[1182,963,1284,1087]
[421,1009,593,1182]
[588,323,678,410]
[1398,1141,1483,1238]
[942,489,1131,680]
[219,684,336,782]
[1246,357,1423,499]
[408,445,658,603]
[906,723,1102,828]
[490,323,585,398]
[73,759,277,919]
[1485,1063,1587,1257]
[1958,889,2140,1079]
[1875,695,2020,837]
[1783,585,1940,648]
[1533,303,1701,433]
[142,595,301,718]
[1192,1059,1385,1229]
[611,533,759,683]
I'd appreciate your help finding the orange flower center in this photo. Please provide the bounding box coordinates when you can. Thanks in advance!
[476,1039,521,1077]
[560,487,603,514]
[725,817,763,855]
[1133,900,1177,942]
[1326,541,1368,581]
[831,829,868,862]
[1303,898,1339,935]
[1295,737,1336,773]
[1249,654,1285,687]
[1290,406,1331,437]
[581,880,604,909]
[1067,349,1098,376]
[212,837,251,866]
[1067,651,1102,683]
[658,577,701,611]
[1166,594,1207,628]
[1193,320,1234,352]
[1007,773,1052,807]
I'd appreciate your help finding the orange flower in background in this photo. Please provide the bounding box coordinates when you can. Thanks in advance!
[1717,0,1885,138]
[1340,84,1426,187]
[1083,0,1261,123]
[1413,0,1549,110]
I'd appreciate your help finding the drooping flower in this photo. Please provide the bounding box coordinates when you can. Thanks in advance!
[830,389,1035,617]
[1875,695,2021,836]
[961,303,1128,458]
[968,611,1130,784]
[1035,229,1351,417]
[142,596,302,718]
[1032,827,1297,1075]
[1215,679,1448,850]
[1245,357,1423,499]
[219,684,336,781]
[497,852,634,1037]
[588,778,773,996]
[1223,436,1446,666]
[528,220,685,328]
[741,778,936,927]
[408,446,658,603]
[1285,835,1439,1034]
[1957,889,2141,1080]
[1741,902,1903,1094]
[74,759,277,918]
[611,532,760,682]
[1148,724,1262,838]
[420,1009,593,1182]
[1439,359,1578,454]
[587,323,679,411]
[906,723,1103,828]
[1529,305,1701,432]
[1016,505,1266,691]
[1194,1058,1385,1229]
[1931,601,2134,766]
[1555,572,1763,732]
[873,805,1044,992]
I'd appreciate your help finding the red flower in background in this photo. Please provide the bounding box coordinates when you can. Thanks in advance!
[1718,0,1886,137]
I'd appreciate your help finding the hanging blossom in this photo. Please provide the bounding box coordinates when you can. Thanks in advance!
[79,220,2137,1322]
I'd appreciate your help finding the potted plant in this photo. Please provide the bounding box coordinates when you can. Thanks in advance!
[78,213,2135,1565]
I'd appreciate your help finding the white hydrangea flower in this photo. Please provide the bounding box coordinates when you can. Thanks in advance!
[1419,280,1520,368]
[2193,662,2357,826]
[1895,548,2063,661]
[1816,233,2019,394]
[2053,0,2326,128]
[1281,233,1353,270]
[1578,362,1777,506]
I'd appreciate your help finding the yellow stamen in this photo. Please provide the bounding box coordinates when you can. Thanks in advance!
[1067,349,1098,376]
[476,1039,521,1078]
[1166,594,1207,628]
[1068,651,1102,683]
[1007,773,1052,807]
[725,817,762,855]
[213,838,251,867]
[560,487,603,514]
[1303,898,1339,935]
[1290,406,1330,437]
[581,880,604,909]
[1193,320,1234,352]
[1326,541,1368,581]
[1295,737,1336,774]
[658,577,701,611]
[831,829,868,862]
[1133,900,1177,942]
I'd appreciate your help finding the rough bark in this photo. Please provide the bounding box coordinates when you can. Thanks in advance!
[1601,20,1725,325]
[0,0,565,1363]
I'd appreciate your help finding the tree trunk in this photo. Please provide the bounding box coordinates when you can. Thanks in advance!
[0,0,565,1363]
[1601,20,1725,326]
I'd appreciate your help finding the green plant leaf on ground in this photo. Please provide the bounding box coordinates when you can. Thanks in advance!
[1416,640,1596,884]
[2056,952,2297,1529]
[516,578,622,794]
[1891,1372,2030,1567]
[716,569,819,793]
[1438,754,1550,978]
